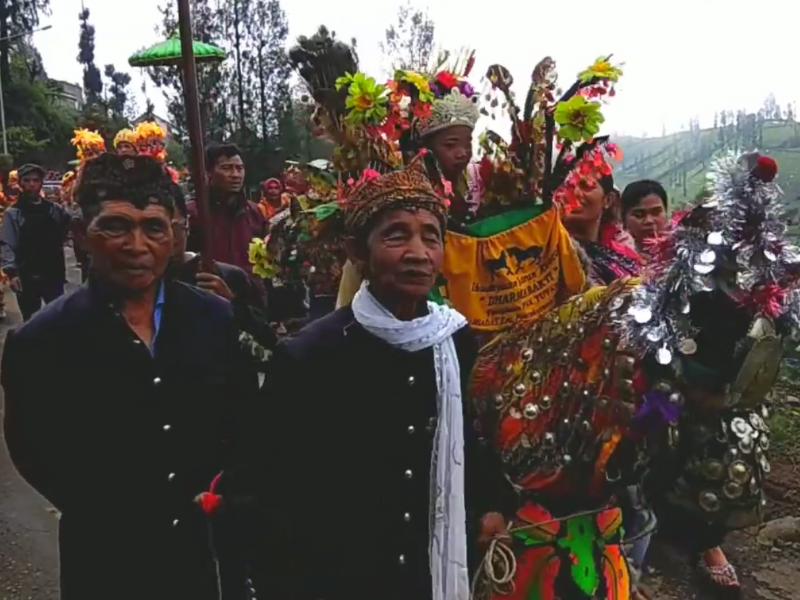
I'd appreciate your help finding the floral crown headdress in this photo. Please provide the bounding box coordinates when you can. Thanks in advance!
[414,52,480,138]
[134,121,167,162]
[477,56,623,211]
[113,128,136,149]
[619,152,800,400]
[71,128,106,163]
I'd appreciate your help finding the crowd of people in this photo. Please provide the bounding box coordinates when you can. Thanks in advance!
[0,28,793,600]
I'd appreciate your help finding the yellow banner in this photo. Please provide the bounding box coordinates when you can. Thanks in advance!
[438,209,585,332]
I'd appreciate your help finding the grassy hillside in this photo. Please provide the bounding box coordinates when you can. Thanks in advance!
[613,121,800,207]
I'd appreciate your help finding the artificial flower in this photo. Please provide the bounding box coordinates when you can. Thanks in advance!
[441,178,453,197]
[458,80,475,98]
[248,237,278,279]
[435,71,459,90]
[335,72,388,127]
[579,57,623,84]
[361,168,381,181]
[393,70,434,103]
[554,96,605,143]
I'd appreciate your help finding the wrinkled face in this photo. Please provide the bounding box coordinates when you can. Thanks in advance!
[563,178,609,231]
[116,142,137,157]
[349,208,444,303]
[428,125,473,182]
[264,180,282,202]
[85,200,174,292]
[20,174,43,195]
[625,194,667,247]
[209,154,245,193]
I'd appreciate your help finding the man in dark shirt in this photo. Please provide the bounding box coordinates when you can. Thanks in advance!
[1,153,259,600]
[0,163,71,320]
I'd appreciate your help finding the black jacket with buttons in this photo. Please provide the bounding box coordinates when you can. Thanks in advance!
[1,278,260,600]
[250,305,516,600]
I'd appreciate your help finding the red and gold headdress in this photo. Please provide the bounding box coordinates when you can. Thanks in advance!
[344,153,445,235]
[134,121,167,162]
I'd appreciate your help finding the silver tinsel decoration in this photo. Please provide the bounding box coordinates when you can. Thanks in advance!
[618,151,800,362]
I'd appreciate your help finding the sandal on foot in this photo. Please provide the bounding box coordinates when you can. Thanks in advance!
[698,561,742,599]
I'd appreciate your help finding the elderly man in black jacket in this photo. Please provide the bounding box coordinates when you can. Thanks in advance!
[1,153,259,600]
[252,156,516,600]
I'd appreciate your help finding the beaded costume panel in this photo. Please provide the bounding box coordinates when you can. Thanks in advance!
[472,278,643,498]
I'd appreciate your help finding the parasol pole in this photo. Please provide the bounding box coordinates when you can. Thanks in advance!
[176,0,213,271]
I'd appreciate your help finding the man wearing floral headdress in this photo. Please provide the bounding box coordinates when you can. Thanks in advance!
[134,121,180,183]
[69,129,107,284]
[114,127,138,157]
[250,154,514,600]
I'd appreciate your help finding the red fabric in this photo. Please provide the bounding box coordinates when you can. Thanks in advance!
[599,222,641,262]
[186,199,267,275]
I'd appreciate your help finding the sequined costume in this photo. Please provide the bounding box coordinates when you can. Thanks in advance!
[470,152,793,600]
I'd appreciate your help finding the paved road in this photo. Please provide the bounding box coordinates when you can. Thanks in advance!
[0,292,60,599]
[0,250,82,599]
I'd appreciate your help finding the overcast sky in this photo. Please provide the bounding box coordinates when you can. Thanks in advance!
[36,0,800,138]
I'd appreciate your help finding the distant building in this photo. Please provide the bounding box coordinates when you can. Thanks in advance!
[50,80,83,111]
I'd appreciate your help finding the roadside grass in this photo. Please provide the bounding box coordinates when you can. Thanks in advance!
[770,360,800,462]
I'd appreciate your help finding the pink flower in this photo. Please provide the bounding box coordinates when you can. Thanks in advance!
[362,168,381,181]
[441,179,453,197]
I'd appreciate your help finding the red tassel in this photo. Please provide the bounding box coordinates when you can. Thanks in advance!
[197,492,222,515]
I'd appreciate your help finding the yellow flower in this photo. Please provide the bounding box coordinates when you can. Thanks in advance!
[403,71,430,94]
[352,93,374,110]
[579,57,623,84]
[248,237,277,279]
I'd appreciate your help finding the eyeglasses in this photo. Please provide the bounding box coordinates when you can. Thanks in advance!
[93,215,172,241]
[172,219,190,233]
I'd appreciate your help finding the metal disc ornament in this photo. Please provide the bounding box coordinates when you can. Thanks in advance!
[631,307,653,324]
[694,263,715,275]
[700,249,717,264]
[656,346,673,365]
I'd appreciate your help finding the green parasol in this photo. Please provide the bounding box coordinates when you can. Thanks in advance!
[128,37,225,68]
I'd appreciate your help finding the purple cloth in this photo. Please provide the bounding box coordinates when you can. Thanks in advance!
[634,389,682,427]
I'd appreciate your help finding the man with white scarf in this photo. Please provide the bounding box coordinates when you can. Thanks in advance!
[250,154,515,600]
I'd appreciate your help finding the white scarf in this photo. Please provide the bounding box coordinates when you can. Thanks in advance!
[351,282,470,600]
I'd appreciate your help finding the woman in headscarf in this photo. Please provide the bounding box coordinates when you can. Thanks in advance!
[250,155,515,600]
[257,178,284,220]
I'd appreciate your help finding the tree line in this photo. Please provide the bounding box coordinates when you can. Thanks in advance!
[0,0,437,186]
